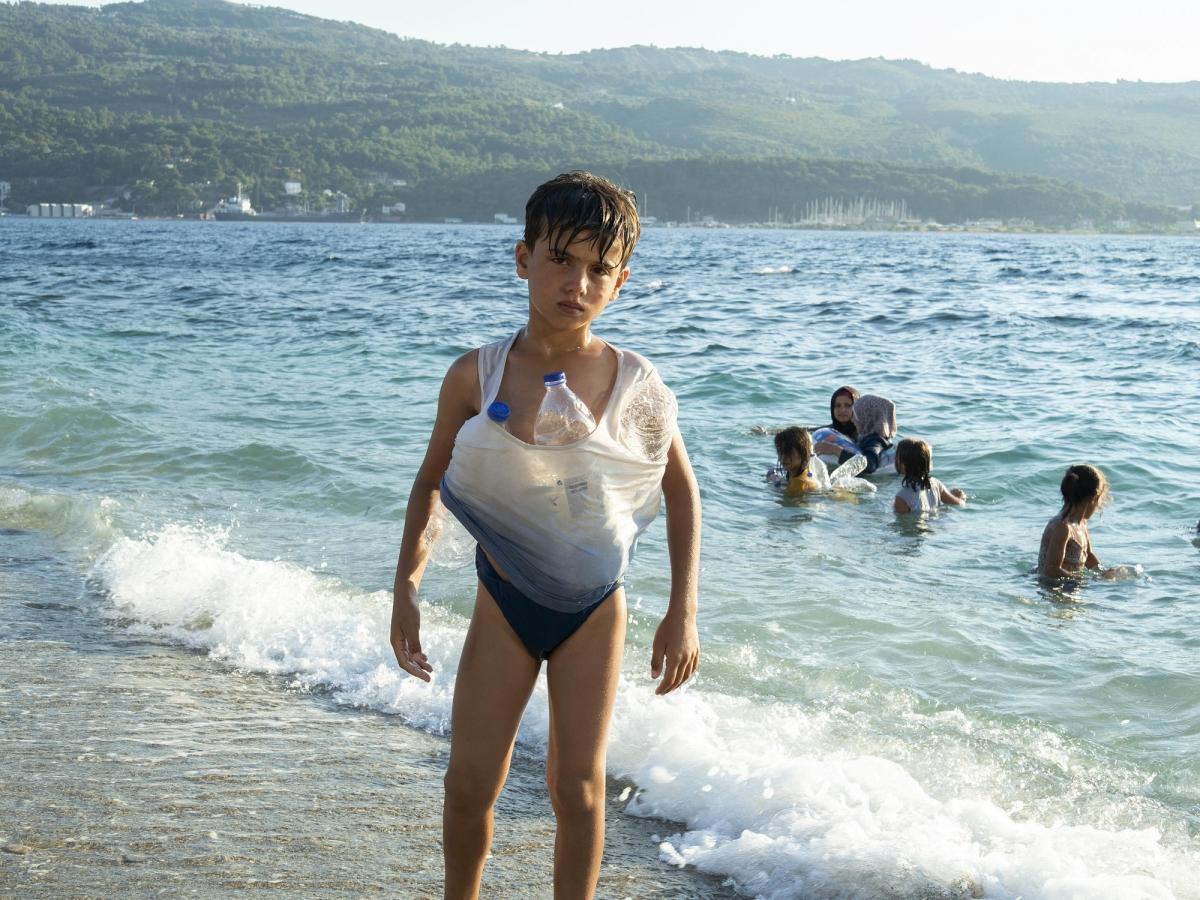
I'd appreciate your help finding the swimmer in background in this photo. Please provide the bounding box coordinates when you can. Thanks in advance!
[893,438,966,514]
[814,385,859,459]
[848,394,896,474]
[766,426,824,494]
[1037,464,1116,579]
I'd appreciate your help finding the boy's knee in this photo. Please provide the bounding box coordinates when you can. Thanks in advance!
[547,768,605,819]
[444,766,499,817]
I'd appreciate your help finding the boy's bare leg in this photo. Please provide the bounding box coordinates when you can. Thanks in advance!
[545,589,627,899]
[443,583,541,900]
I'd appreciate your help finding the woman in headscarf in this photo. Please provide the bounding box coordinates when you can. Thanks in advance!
[813,385,860,460]
[827,386,859,440]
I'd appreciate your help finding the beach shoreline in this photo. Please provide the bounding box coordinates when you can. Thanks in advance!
[5,214,1199,237]
[0,526,735,899]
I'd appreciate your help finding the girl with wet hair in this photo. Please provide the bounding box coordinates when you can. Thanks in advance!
[892,438,966,514]
[1037,464,1110,578]
[766,426,824,494]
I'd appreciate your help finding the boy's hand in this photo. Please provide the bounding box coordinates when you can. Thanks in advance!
[390,590,433,682]
[650,610,699,695]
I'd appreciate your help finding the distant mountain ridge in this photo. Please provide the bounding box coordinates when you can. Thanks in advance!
[2,0,1198,220]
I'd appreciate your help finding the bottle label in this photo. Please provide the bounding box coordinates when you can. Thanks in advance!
[560,475,590,518]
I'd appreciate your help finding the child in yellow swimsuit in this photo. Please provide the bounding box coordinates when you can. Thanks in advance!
[767,426,823,495]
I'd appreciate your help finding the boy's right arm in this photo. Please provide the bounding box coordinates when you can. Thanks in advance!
[390,351,479,682]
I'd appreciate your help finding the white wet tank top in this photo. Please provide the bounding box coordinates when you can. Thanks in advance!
[440,331,677,612]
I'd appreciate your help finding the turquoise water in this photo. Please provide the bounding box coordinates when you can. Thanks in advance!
[2,218,1198,898]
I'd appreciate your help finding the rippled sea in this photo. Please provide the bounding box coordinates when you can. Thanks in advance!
[2,218,1198,899]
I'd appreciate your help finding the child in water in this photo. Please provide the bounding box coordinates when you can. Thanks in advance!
[767,426,824,494]
[389,172,700,899]
[893,438,966,514]
[1037,464,1109,578]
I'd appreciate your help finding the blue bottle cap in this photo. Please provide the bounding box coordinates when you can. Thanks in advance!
[487,401,510,423]
[543,371,566,386]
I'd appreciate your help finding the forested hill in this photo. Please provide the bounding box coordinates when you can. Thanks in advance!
[2,0,1199,223]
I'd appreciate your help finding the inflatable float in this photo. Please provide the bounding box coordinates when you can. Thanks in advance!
[811,426,896,475]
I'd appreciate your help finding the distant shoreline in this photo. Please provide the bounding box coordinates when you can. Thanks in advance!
[3,212,1197,237]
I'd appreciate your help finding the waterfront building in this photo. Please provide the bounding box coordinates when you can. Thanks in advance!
[26,203,94,217]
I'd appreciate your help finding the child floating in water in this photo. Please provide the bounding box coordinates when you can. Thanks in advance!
[767,426,825,494]
[893,438,966,514]
[1037,464,1109,578]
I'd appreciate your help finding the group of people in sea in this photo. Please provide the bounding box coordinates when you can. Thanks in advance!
[760,385,1115,581]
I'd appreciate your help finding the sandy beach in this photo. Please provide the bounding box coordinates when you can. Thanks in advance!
[0,523,735,899]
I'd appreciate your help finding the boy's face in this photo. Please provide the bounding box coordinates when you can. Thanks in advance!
[515,233,629,330]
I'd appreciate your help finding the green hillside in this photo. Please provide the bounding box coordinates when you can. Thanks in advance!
[2,0,1198,223]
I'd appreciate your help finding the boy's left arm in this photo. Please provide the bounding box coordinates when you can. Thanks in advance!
[652,432,701,695]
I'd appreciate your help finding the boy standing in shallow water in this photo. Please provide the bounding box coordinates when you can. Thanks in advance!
[389,172,701,899]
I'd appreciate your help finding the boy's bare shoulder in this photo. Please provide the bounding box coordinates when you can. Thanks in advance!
[441,348,482,405]
[446,348,480,378]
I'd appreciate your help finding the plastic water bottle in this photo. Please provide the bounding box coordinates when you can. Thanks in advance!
[827,453,876,493]
[828,452,866,484]
[487,401,510,430]
[533,372,595,445]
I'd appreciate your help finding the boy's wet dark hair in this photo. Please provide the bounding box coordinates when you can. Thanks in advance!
[524,171,640,267]
[1060,464,1109,515]
[774,426,813,471]
[896,438,932,492]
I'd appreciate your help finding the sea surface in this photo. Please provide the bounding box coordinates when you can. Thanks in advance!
[2,218,1198,899]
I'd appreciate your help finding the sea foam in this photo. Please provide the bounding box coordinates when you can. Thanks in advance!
[91,524,1199,899]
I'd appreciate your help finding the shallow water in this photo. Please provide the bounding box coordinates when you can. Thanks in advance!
[2,218,1198,898]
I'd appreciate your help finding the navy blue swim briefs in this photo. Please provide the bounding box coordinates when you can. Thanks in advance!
[474,545,617,661]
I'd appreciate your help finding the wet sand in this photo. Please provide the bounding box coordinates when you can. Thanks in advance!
[0,527,734,899]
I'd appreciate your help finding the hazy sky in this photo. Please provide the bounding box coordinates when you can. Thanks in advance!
[59,0,1200,83]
